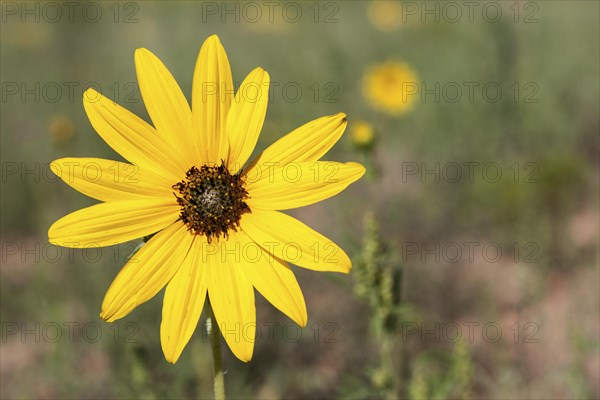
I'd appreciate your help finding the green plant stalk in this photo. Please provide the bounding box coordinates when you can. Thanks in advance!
[206,299,225,400]
[357,212,404,398]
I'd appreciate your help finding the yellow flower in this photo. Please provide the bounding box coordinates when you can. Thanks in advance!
[49,115,75,143]
[48,35,365,363]
[368,1,403,32]
[350,120,375,148]
[363,60,418,115]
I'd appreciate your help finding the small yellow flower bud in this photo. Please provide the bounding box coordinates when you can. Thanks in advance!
[350,120,376,149]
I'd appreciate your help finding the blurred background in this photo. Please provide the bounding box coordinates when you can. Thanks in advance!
[1,1,598,399]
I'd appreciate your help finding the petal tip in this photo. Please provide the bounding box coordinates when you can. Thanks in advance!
[339,114,348,128]
[134,48,154,64]
[334,112,347,122]
[47,222,61,243]
[47,235,59,246]
[201,34,224,53]
[82,87,101,105]
[348,162,367,178]
[297,315,308,328]
[99,309,112,322]
[162,346,182,364]
[48,158,68,180]
[342,261,352,273]
[228,341,254,362]
[250,67,269,82]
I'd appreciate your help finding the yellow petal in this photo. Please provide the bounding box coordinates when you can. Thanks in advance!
[161,237,208,363]
[83,88,186,178]
[135,48,195,167]
[235,230,307,326]
[226,67,270,172]
[48,199,179,247]
[206,233,256,362]
[50,157,173,202]
[192,35,234,164]
[249,113,347,166]
[245,161,365,210]
[101,222,194,322]
[241,210,351,273]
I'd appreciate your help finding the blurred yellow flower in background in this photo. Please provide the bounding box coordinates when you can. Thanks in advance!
[49,115,75,144]
[363,60,418,115]
[368,1,403,32]
[350,120,375,149]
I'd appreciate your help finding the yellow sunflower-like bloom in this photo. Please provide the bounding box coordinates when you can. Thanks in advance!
[48,35,365,363]
[363,60,418,115]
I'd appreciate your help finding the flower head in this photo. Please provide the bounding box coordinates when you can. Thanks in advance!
[363,60,418,115]
[49,115,75,144]
[350,120,376,149]
[48,35,365,363]
[368,1,403,32]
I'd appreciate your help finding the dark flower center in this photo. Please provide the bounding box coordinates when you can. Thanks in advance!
[173,161,250,242]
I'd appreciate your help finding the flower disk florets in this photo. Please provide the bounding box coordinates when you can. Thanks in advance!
[173,162,250,242]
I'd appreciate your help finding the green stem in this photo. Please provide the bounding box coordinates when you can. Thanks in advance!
[206,299,225,400]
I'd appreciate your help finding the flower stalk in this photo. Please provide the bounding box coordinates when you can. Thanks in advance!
[354,212,403,398]
[206,299,225,400]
